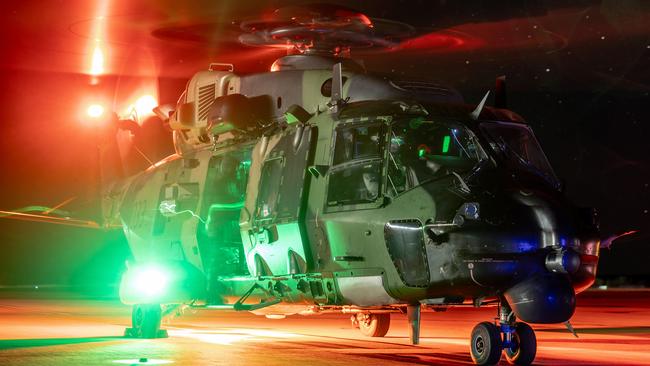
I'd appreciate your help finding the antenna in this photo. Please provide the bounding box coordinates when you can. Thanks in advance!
[328,63,345,113]
[470,91,490,120]
[495,75,507,109]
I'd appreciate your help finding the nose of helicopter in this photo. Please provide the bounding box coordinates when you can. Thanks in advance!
[497,191,600,323]
[511,190,600,293]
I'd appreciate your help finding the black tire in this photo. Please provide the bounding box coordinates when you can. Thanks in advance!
[504,322,537,365]
[131,304,162,339]
[357,313,390,337]
[470,321,503,366]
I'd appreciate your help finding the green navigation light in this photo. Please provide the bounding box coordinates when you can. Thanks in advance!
[418,148,426,158]
[442,135,451,153]
[133,266,169,298]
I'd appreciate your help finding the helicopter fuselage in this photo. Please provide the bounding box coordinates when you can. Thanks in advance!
[112,59,599,326]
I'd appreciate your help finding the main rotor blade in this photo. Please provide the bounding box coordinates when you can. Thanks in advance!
[0,210,102,229]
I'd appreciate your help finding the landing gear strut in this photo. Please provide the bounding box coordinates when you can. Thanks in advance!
[407,304,421,345]
[469,301,537,366]
[125,304,168,339]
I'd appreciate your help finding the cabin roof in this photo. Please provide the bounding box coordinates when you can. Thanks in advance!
[338,100,526,124]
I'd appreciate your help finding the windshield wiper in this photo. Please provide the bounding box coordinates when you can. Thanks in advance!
[451,171,471,193]
[329,157,382,172]
[493,136,559,188]
[451,130,471,157]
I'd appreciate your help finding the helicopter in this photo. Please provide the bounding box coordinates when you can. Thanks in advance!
[12,4,602,366]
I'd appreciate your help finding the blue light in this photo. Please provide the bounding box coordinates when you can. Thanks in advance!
[547,294,556,304]
[463,203,479,219]
[517,241,536,252]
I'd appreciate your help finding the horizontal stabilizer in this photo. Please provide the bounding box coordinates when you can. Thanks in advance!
[601,230,639,249]
[0,205,116,229]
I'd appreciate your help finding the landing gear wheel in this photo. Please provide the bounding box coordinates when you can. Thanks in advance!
[504,323,537,365]
[470,322,503,366]
[350,315,360,329]
[130,304,162,338]
[356,313,390,337]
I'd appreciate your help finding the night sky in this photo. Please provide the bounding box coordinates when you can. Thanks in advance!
[0,0,648,290]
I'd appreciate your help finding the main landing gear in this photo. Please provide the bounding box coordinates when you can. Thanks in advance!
[125,304,168,339]
[470,302,537,366]
[352,312,391,337]
[348,301,536,365]
[351,304,421,344]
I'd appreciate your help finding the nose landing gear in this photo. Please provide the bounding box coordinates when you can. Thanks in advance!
[470,321,503,365]
[470,302,537,365]
[503,322,536,365]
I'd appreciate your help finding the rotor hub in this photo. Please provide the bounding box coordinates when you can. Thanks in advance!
[239,4,413,56]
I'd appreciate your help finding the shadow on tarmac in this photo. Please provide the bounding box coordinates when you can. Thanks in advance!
[363,352,470,365]
[0,336,123,350]
[538,326,650,335]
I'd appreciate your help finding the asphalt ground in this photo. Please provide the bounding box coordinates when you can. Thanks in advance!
[0,290,649,365]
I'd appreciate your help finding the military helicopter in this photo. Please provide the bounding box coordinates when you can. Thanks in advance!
[43,4,603,366]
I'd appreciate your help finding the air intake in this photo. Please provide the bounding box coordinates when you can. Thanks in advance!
[197,83,216,121]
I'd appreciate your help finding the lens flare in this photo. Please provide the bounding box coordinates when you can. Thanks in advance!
[90,44,105,76]
[86,104,105,118]
[134,267,168,297]
[134,95,158,118]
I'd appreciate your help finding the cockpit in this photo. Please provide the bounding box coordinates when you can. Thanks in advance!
[326,113,559,208]
[387,117,488,195]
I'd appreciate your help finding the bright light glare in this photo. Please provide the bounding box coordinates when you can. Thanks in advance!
[134,95,157,118]
[134,267,168,297]
[168,328,297,346]
[86,104,105,118]
[113,359,173,365]
[90,44,105,75]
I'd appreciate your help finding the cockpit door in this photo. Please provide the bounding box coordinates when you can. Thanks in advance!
[241,125,315,275]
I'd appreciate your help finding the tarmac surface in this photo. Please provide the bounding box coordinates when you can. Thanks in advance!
[0,290,649,365]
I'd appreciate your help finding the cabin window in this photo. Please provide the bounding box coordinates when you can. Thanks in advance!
[202,153,251,239]
[207,155,249,205]
[200,149,253,277]
[328,161,382,205]
[327,124,384,206]
[251,125,313,224]
[256,157,284,220]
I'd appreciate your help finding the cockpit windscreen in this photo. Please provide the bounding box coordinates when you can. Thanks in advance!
[480,121,560,189]
[387,118,487,196]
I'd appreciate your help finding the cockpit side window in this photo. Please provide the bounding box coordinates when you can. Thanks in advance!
[387,117,486,196]
[327,123,384,206]
[332,124,383,165]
